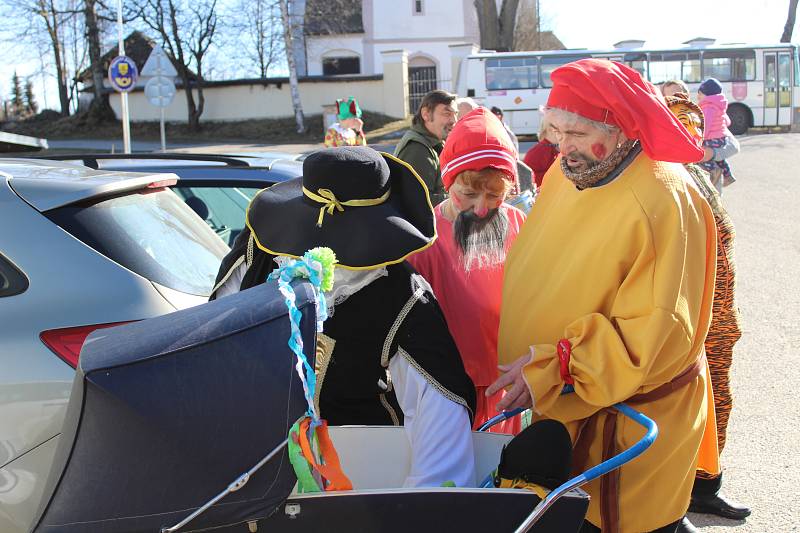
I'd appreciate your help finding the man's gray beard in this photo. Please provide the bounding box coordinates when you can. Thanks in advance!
[452,207,509,271]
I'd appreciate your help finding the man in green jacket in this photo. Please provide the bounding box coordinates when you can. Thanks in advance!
[394,90,458,205]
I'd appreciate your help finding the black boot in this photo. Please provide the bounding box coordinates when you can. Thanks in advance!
[690,474,751,520]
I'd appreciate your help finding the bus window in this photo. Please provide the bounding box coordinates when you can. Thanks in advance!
[684,53,702,83]
[624,53,648,79]
[779,52,792,106]
[702,50,756,81]
[540,55,590,87]
[485,57,539,90]
[649,53,685,84]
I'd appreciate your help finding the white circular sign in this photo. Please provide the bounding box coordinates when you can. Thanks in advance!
[145,76,176,108]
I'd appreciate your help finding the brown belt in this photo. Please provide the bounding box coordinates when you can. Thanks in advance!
[572,353,706,533]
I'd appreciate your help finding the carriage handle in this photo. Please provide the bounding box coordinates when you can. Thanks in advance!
[477,386,658,533]
[513,401,657,532]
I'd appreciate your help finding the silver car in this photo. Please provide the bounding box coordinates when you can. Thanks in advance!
[0,159,229,533]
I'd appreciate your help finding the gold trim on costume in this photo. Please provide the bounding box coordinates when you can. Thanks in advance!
[209,255,245,297]
[381,284,426,367]
[243,152,439,271]
[302,186,391,227]
[379,392,401,425]
[246,233,255,267]
[313,333,336,417]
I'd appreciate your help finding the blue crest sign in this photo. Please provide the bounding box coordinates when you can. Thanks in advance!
[108,56,139,93]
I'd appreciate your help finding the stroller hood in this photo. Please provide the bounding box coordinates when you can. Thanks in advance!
[34,282,316,533]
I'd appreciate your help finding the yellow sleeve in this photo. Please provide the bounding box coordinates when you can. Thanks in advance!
[525,309,694,422]
[524,193,713,422]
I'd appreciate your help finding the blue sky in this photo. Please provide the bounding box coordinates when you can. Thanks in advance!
[541,0,793,49]
[2,0,797,112]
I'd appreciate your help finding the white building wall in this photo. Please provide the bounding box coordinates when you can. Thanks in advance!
[305,0,479,90]
[370,0,469,40]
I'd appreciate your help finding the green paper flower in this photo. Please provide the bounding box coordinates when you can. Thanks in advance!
[307,247,337,292]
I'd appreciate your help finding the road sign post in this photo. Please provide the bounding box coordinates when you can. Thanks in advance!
[144,76,176,151]
[142,45,178,152]
[114,0,133,153]
[108,55,139,154]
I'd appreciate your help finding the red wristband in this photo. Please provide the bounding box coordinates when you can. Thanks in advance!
[557,339,574,385]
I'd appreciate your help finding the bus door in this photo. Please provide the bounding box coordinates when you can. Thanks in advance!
[764,51,793,127]
[484,56,543,135]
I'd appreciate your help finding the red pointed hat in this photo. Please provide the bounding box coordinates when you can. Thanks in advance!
[546,59,704,163]
[440,107,518,191]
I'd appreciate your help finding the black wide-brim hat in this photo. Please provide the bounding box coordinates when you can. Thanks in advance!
[246,146,436,270]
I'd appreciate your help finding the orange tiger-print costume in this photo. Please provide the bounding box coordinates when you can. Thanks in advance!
[686,164,741,480]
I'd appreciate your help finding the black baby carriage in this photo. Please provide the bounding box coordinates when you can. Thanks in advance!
[31,281,655,533]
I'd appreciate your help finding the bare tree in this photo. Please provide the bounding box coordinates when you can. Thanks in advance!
[512,0,559,51]
[279,0,305,133]
[64,0,88,114]
[132,0,218,130]
[474,0,519,51]
[82,0,105,106]
[781,0,799,42]
[0,0,77,115]
[225,0,283,78]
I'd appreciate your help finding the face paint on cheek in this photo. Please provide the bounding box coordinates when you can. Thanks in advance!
[591,143,607,159]
[450,190,464,210]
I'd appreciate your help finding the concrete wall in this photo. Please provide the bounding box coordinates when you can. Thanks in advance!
[110,76,390,122]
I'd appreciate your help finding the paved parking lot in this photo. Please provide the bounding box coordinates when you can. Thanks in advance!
[684,132,800,532]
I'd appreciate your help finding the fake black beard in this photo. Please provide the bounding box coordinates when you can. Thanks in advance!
[452,207,509,271]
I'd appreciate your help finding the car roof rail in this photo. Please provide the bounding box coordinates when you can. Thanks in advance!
[32,153,254,169]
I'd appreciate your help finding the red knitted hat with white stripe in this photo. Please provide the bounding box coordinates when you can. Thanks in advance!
[440,107,518,192]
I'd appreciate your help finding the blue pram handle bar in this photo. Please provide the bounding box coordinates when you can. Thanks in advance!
[477,407,526,432]
[475,385,659,532]
[513,401,658,532]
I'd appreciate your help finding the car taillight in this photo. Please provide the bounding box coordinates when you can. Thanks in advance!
[40,322,131,368]
[147,178,178,188]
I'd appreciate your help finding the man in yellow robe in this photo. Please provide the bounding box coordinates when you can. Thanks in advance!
[487,59,717,533]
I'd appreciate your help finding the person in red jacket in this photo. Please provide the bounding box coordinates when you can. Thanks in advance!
[523,120,559,190]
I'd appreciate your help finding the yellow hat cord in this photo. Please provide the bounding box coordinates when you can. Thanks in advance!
[303,186,391,227]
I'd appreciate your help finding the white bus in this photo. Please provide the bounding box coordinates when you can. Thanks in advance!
[455,41,800,136]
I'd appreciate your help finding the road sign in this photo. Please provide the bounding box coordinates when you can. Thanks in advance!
[141,45,178,78]
[145,76,176,108]
[108,55,138,93]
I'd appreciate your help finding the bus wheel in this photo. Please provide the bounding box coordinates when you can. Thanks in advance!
[727,104,750,135]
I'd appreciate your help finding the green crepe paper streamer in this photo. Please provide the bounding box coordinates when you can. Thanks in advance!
[288,418,322,493]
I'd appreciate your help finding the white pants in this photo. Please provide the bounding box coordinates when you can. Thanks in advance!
[389,354,476,488]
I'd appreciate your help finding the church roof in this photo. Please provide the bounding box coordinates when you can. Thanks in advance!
[304,0,364,35]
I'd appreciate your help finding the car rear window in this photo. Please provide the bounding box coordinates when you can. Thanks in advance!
[46,187,229,296]
[172,185,262,246]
